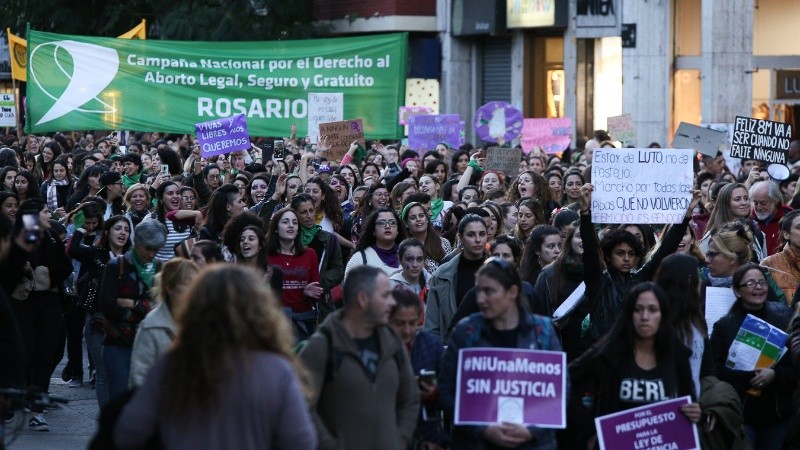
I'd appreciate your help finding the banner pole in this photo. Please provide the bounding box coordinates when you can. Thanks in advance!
[11,77,21,138]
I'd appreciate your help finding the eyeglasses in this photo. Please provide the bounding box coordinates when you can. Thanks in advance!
[376,219,397,228]
[739,279,768,289]
[207,174,221,180]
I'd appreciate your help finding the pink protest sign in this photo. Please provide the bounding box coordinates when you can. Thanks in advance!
[521,118,573,154]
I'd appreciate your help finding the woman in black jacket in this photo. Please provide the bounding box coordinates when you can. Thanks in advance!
[710,263,796,450]
[67,214,131,408]
[569,283,702,449]
[578,183,700,342]
[11,199,73,431]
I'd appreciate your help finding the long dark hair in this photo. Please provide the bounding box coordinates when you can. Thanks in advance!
[154,181,188,232]
[266,207,304,256]
[98,215,132,253]
[655,254,706,343]
[597,282,680,397]
[203,184,240,235]
[306,176,343,232]
[547,222,585,310]
[234,225,269,268]
[355,207,406,253]
[401,201,445,262]
[12,170,41,201]
[520,224,560,285]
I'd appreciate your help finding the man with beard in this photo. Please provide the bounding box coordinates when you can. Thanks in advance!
[750,180,793,256]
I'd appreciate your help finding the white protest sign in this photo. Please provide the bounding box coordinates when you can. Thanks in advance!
[607,113,636,144]
[705,287,736,333]
[672,122,728,157]
[0,94,15,127]
[591,148,693,224]
[552,282,585,322]
[307,93,343,143]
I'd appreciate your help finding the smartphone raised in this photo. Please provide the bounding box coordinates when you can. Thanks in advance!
[161,164,170,176]
[274,140,285,161]
[22,212,40,243]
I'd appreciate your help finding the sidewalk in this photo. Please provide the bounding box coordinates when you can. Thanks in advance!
[5,347,98,450]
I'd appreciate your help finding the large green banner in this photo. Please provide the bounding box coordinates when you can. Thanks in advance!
[26,30,407,137]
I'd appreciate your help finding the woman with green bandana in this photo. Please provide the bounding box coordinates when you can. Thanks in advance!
[99,219,166,401]
[291,193,344,323]
[418,174,453,232]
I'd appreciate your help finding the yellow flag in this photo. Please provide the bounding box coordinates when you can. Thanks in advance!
[117,19,147,39]
[6,28,27,82]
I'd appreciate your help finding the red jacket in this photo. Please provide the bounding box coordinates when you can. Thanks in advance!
[752,204,793,256]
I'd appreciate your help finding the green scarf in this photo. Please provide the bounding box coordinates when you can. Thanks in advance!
[300,224,321,246]
[121,172,141,189]
[429,197,444,221]
[129,249,157,289]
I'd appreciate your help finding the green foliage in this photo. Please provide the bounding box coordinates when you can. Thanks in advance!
[2,0,327,40]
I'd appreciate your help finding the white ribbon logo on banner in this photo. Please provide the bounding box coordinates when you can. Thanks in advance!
[30,40,119,125]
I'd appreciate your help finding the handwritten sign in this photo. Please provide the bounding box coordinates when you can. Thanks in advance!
[455,348,566,428]
[521,118,573,154]
[591,148,693,224]
[486,147,523,179]
[731,116,793,165]
[672,122,729,157]
[0,94,15,127]
[195,113,250,158]
[399,106,434,125]
[307,93,343,143]
[595,397,699,450]
[607,113,637,144]
[474,101,524,143]
[319,118,365,163]
[408,114,464,151]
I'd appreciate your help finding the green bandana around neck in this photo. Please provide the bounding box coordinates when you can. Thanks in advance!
[129,249,157,289]
[300,224,321,246]
[429,197,444,220]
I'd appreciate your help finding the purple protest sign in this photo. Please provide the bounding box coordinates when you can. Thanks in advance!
[455,348,566,428]
[595,396,699,450]
[474,101,524,143]
[408,114,464,151]
[521,118,573,154]
[195,113,251,158]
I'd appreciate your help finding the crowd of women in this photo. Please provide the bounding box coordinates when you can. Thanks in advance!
[2,127,800,450]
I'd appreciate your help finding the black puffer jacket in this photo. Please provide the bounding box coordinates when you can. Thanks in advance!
[580,213,690,341]
[710,300,797,426]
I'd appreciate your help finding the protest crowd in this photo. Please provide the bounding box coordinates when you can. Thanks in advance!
[3,120,800,450]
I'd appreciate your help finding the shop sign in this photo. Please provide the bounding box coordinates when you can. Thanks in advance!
[575,0,621,38]
[507,0,556,28]
[775,70,800,101]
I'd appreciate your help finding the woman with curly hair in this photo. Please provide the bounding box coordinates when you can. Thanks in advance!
[507,170,560,221]
[345,207,407,276]
[303,176,343,233]
[114,265,317,450]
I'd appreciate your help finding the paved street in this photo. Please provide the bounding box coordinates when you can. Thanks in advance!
[5,345,98,450]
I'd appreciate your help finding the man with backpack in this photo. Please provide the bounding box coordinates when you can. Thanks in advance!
[300,265,419,450]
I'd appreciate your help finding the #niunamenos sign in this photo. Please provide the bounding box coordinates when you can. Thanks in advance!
[26,30,407,137]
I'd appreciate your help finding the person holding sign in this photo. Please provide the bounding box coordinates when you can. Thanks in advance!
[709,263,796,450]
[439,257,561,449]
[569,283,702,448]
[578,183,701,342]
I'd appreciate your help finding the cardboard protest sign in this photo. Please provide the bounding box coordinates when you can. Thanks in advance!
[607,113,636,144]
[408,114,464,151]
[672,122,729,157]
[399,106,434,125]
[731,116,793,165]
[307,93,343,143]
[595,397,699,450]
[319,118,365,163]
[195,113,250,157]
[485,147,522,177]
[725,314,788,371]
[474,101,524,143]
[702,122,740,176]
[455,348,566,428]
[0,94,15,127]
[520,118,572,154]
[591,148,693,224]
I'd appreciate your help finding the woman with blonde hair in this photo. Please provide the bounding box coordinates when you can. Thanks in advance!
[128,258,200,387]
[114,265,317,450]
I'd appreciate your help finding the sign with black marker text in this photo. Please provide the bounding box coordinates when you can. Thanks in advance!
[731,116,792,164]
